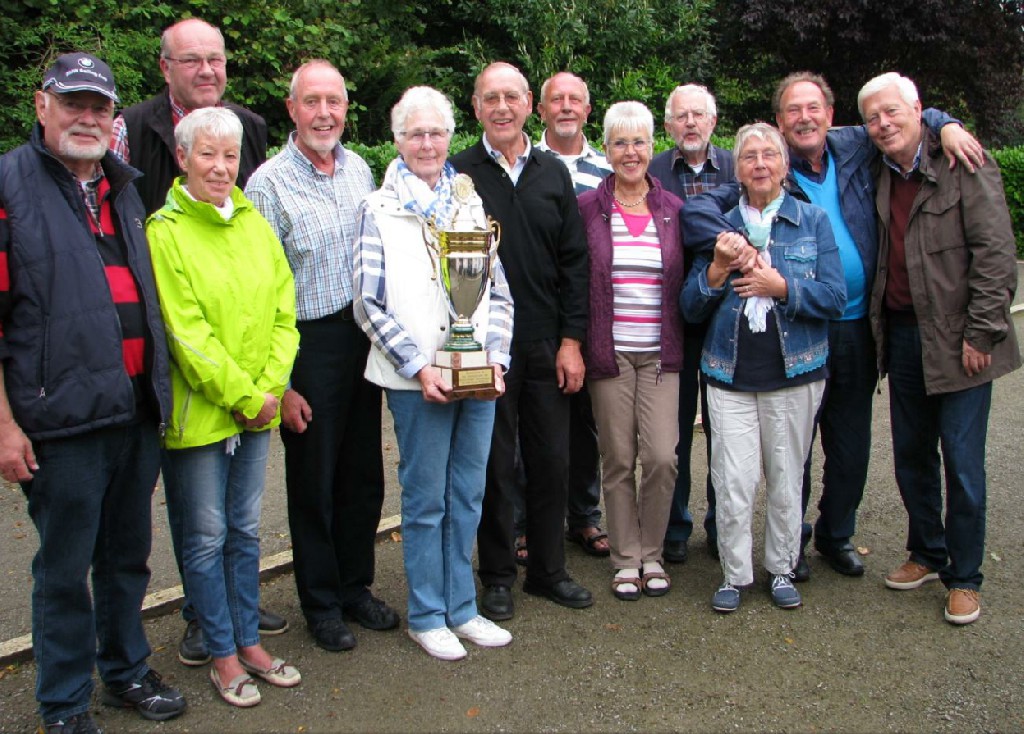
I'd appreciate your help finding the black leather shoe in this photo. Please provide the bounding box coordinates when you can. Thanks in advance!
[480,585,514,621]
[706,536,720,561]
[309,618,356,652]
[178,619,211,666]
[522,578,593,609]
[258,606,289,635]
[663,539,689,564]
[816,542,866,576]
[792,549,811,583]
[344,595,400,630]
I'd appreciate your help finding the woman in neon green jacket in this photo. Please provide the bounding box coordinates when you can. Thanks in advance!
[147,108,300,709]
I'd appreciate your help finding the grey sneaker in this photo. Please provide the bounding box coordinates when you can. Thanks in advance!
[770,574,802,609]
[711,581,741,613]
[101,668,186,721]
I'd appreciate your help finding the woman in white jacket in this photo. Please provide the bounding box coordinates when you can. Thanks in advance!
[353,86,514,661]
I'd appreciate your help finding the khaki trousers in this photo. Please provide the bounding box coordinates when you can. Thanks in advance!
[589,351,679,569]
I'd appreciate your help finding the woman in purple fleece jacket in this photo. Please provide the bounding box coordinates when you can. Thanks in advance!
[576,101,686,602]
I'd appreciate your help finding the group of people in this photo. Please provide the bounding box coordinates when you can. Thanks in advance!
[0,15,1019,734]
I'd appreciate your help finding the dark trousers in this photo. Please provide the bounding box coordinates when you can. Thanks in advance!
[512,384,601,535]
[665,327,716,543]
[886,321,990,590]
[24,421,159,723]
[283,314,385,623]
[478,337,571,588]
[566,385,602,530]
[801,317,877,549]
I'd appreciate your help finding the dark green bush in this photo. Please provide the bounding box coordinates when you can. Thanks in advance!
[991,146,1024,258]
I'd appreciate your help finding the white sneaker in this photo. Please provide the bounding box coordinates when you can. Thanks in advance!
[451,615,513,648]
[407,627,467,660]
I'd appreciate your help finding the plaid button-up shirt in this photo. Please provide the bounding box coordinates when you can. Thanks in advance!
[245,133,374,321]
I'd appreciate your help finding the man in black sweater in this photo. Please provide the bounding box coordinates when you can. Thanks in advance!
[451,62,592,620]
[110,18,267,215]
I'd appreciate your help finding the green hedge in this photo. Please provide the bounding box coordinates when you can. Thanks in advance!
[990,146,1024,258]
[339,137,1024,260]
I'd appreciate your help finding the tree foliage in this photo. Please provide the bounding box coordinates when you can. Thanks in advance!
[712,0,1024,144]
[1,0,1022,154]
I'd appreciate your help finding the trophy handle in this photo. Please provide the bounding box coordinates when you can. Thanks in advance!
[487,217,501,279]
[421,218,441,281]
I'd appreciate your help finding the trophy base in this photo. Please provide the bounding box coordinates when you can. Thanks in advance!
[435,349,498,399]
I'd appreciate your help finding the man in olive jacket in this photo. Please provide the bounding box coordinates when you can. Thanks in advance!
[860,72,1021,627]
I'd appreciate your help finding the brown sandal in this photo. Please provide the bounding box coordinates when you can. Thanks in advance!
[566,527,611,556]
[515,535,528,567]
[641,570,671,598]
[611,574,642,601]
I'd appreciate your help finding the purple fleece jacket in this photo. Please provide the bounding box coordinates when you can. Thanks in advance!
[578,174,686,380]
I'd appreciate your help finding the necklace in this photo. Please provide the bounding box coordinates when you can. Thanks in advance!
[613,185,649,208]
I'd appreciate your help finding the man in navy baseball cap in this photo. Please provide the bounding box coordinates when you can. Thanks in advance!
[0,51,187,732]
[42,51,119,103]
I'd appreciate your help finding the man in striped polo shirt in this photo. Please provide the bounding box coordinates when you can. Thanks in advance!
[533,72,613,561]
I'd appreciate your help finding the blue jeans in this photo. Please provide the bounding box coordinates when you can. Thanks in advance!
[801,317,877,549]
[23,421,159,724]
[387,389,495,632]
[162,431,270,657]
[887,321,990,590]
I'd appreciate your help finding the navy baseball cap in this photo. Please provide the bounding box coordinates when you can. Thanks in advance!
[42,52,119,103]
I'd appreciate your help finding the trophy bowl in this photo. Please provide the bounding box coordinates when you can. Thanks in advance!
[422,177,502,397]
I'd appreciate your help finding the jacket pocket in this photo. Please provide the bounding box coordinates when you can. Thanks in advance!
[921,189,964,253]
[781,241,818,279]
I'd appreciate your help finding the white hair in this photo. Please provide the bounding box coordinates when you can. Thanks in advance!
[289,59,348,102]
[857,72,919,119]
[174,106,243,156]
[733,122,789,179]
[664,84,717,121]
[391,86,456,138]
[603,101,654,149]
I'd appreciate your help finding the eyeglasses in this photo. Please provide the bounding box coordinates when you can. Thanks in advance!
[739,149,782,165]
[609,138,649,152]
[671,110,708,123]
[45,91,114,119]
[479,91,524,108]
[163,55,227,71]
[399,129,450,145]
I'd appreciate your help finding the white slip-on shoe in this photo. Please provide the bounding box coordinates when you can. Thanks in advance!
[407,627,468,660]
[451,615,513,648]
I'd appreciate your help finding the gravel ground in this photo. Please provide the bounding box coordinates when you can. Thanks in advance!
[1,320,1023,733]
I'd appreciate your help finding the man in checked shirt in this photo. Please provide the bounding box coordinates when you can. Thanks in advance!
[648,84,735,568]
[245,60,399,654]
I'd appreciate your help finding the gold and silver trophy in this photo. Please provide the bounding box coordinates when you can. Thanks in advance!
[422,174,502,397]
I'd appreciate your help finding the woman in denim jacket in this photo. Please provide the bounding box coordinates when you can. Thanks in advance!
[680,123,846,614]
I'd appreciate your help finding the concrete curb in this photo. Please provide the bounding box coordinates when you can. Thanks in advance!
[0,514,402,667]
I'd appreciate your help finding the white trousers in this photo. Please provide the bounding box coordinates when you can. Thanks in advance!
[707,380,824,586]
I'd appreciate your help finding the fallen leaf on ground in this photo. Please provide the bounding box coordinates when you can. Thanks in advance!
[856,546,870,555]
[467,707,481,718]
[605,623,621,631]
[390,531,403,542]
[784,637,795,645]
[990,552,1002,562]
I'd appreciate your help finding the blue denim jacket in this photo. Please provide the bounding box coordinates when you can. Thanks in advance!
[681,112,959,299]
[680,193,847,383]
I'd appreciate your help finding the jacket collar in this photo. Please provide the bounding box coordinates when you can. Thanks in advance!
[30,122,142,196]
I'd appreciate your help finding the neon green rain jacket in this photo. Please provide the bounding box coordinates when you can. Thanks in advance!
[147,178,299,449]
